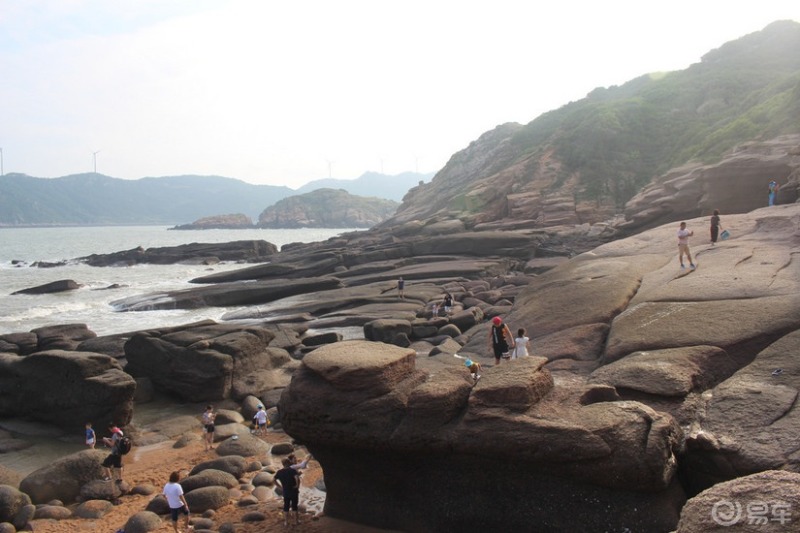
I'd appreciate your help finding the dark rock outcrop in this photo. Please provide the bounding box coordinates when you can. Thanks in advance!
[124,322,298,402]
[0,350,135,429]
[11,279,82,295]
[77,240,277,266]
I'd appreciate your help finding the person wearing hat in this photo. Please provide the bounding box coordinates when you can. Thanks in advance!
[489,316,515,365]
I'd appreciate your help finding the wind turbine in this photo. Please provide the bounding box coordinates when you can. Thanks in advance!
[92,150,101,174]
[325,159,335,179]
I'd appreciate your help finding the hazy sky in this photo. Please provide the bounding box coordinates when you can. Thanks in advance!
[1,1,798,188]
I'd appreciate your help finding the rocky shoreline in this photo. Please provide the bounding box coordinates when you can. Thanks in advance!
[2,203,800,531]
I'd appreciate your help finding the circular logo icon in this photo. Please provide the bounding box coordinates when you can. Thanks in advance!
[711,500,743,527]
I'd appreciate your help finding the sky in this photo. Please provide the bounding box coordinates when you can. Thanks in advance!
[0,1,798,189]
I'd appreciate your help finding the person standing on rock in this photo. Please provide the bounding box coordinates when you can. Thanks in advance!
[163,470,190,533]
[85,422,96,449]
[201,405,216,451]
[677,222,696,269]
[768,180,780,206]
[397,277,405,299]
[512,328,531,359]
[275,457,302,526]
[101,423,124,483]
[710,209,723,245]
[489,316,515,365]
[443,292,454,314]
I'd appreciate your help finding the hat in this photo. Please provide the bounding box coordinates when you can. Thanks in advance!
[492,317,502,325]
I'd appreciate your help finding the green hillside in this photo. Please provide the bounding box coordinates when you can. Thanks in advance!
[509,20,800,207]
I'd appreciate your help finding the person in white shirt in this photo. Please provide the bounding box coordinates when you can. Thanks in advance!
[254,405,268,435]
[512,328,530,359]
[163,471,190,533]
[677,222,695,269]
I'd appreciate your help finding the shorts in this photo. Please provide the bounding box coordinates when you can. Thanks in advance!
[493,344,508,359]
[283,489,299,512]
[170,506,189,521]
[102,453,122,469]
[204,424,215,434]
[678,243,690,254]
[86,438,95,446]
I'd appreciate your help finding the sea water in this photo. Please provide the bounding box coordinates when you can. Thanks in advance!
[0,225,357,474]
[0,226,357,336]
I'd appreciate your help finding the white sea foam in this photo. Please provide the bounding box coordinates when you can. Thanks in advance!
[0,226,357,336]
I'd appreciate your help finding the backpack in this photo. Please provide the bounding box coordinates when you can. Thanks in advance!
[117,435,132,455]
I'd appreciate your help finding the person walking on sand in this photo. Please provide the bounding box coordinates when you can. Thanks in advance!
[201,405,216,451]
[101,423,124,482]
[768,180,780,206]
[397,277,405,299]
[163,471,190,533]
[710,209,723,245]
[677,222,695,269]
[489,316,514,365]
[275,457,302,526]
[511,328,531,359]
[85,422,96,449]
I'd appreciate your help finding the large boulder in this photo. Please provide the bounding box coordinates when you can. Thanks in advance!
[0,351,135,429]
[19,449,107,504]
[0,485,31,527]
[183,486,229,513]
[280,340,685,532]
[180,469,239,492]
[124,322,296,402]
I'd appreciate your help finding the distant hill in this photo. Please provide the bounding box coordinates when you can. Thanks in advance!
[294,171,433,202]
[258,188,399,228]
[0,173,294,226]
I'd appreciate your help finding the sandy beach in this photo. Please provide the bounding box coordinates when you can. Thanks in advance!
[27,427,396,533]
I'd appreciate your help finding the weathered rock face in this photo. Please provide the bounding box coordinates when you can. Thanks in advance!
[280,340,684,532]
[621,135,800,233]
[124,322,297,402]
[676,470,800,532]
[0,324,96,354]
[0,350,135,429]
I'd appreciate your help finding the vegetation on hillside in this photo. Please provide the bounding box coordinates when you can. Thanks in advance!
[510,20,800,207]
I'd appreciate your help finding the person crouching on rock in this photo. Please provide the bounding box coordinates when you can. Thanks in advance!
[489,316,514,365]
[101,423,124,483]
[163,470,190,533]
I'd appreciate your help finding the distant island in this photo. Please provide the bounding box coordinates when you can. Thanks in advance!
[171,189,399,230]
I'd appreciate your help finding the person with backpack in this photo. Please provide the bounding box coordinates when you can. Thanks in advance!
[101,423,126,483]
